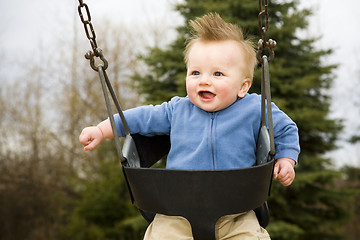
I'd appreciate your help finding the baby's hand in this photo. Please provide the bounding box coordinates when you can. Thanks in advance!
[79,126,104,151]
[273,158,295,186]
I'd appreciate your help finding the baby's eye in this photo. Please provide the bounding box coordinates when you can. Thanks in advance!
[214,71,223,77]
[191,71,200,76]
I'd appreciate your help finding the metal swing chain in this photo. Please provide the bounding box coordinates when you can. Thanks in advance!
[77,0,108,71]
[257,0,276,63]
[77,0,133,164]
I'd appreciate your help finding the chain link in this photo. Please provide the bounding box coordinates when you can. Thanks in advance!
[77,0,108,71]
[258,0,269,42]
[257,0,276,62]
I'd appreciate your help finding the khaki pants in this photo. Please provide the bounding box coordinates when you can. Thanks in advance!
[143,211,271,240]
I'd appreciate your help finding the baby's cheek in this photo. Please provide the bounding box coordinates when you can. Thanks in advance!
[186,83,196,99]
[217,85,238,103]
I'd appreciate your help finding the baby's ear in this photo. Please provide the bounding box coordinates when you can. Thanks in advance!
[237,79,252,98]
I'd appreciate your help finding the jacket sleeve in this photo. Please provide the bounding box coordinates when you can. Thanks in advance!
[113,99,175,137]
[270,103,300,163]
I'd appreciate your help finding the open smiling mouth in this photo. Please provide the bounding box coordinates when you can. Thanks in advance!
[199,91,216,100]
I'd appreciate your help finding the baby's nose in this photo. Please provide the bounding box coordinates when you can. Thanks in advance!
[198,75,211,85]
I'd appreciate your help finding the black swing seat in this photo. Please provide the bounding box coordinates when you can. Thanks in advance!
[122,131,274,240]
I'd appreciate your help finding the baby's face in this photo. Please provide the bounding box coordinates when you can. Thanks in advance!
[186,40,251,112]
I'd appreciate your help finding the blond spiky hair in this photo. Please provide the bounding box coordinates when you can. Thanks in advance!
[184,13,257,80]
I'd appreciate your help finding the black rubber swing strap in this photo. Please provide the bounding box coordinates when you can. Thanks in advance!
[97,57,145,169]
[97,65,125,163]
[261,55,275,156]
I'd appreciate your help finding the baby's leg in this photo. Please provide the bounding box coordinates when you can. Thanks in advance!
[143,213,193,240]
[216,211,271,240]
[143,211,270,240]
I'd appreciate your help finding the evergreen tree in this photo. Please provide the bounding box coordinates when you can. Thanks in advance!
[340,166,360,239]
[132,0,356,239]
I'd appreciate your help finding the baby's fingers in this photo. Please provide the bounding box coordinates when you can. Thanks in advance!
[79,133,89,146]
[79,126,103,151]
[278,169,295,186]
[279,175,293,186]
[273,164,279,179]
[83,138,100,151]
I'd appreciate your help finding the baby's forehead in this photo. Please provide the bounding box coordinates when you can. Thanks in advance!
[188,40,246,61]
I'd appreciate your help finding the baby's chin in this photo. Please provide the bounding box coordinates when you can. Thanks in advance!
[191,100,233,113]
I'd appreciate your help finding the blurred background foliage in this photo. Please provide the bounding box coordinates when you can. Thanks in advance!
[0,0,359,240]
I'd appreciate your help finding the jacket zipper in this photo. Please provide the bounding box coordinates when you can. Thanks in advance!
[210,113,216,169]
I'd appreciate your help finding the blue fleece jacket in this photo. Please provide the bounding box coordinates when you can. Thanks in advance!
[114,93,300,170]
